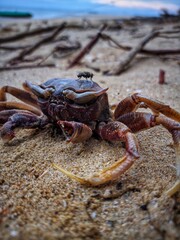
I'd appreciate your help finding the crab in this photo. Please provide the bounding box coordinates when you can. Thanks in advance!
[0,74,180,196]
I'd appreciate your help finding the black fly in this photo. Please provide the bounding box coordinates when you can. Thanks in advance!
[77,71,94,80]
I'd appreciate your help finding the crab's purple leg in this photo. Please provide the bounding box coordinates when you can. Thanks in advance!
[118,112,180,196]
[114,93,180,122]
[0,109,29,124]
[53,121,140,186]
[0,101,42,116]
[0,111,48,143]
[0,85,39,109]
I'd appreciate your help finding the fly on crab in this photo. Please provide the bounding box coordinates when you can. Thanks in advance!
[0,73,179,196]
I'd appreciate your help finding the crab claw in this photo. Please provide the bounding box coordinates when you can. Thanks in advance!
[57,121,92,143]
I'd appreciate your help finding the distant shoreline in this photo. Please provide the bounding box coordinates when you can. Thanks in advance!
[1,0,179,20]
[0,12,179,24]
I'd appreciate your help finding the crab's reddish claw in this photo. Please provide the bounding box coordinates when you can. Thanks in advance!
[53,121,139,186]
[57,121,92,143]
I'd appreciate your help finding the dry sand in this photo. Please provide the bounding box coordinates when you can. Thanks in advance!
[0,17,180,240]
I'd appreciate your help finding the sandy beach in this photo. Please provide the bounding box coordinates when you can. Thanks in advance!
[0,16,180,239]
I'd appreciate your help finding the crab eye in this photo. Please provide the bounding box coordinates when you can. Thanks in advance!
[63,89,75,100]
[25,81,55,99]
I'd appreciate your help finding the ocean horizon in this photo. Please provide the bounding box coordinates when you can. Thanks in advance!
[0,0,179,19]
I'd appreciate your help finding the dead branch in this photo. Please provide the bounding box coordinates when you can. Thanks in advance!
[0,25,63,44]
[158,30,180,35]
[38,40,81,65]
[0,63,56,71]
[8,22,66,65]
[102,33,180,55]
[160,56,180,62]
[0,20,120,45]
[107,30,159,75]
[140,48,180,55]
[101,33,130,51]
[157,34,180,39]
[67,24,107,69]
[0,45,29,51]
[134,29,180,39]
[0,36,69,51]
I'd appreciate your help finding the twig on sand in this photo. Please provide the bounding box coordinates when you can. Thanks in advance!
[8,22,66,65]
[67,24,107,69]
[38,169,49,179]
[106,30,159,75]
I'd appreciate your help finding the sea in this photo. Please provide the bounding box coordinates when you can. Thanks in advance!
[0,0,179,19]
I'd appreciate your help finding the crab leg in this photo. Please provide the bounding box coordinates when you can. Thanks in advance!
[0,111,48,143]
[156,115,180,196]
[0,85,39,108]
[118,112,180,196]
[53,121,140,186]
[0,109,31,124]
[0,101,42,116]
[114,93,180,122]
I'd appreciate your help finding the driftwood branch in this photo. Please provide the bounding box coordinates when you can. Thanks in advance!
[0,63,56,71]
[8,22,66,65]
[141,48,180,55]
[0,36,69,51]
[37,40,81,65]
[107,30,160,75]
[0,25,63,44]
[101,33,130,51]
[67,24,107,69]
[0,45,29,51]
[101,33,180,55]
